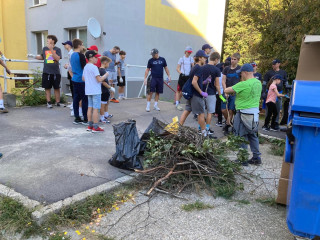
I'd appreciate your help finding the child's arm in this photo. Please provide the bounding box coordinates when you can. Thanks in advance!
[117,65,121,78]
[96,72,109,82]
[0,59,11,74]
[274,87,285,97]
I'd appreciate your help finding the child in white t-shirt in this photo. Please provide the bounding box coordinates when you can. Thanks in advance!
[83,50,108,133]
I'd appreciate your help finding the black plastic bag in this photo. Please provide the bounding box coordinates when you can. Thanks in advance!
[109,119,143,170]
[139,117,170,153]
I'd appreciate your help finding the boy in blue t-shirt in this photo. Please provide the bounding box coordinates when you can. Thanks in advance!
[143,49,171,112]
[117,51,126,100]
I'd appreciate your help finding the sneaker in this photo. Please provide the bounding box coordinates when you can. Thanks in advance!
[176,104,183,111]
[248,157,262,165]
[73,117,83,125]
[215,122,223,127]
[105,114,113,119]
[111,98,119,103]
[0,108,8,113]
[262,126,270,131]
[56,102,66,107]
[56,102,61,107]
[0,153,2,159]
[208,134,217,139]
[47,102,53,108]
[153,106,160,111]
[81,120,89,126]
[193,114,198,120]
[270,127,279,132]
[92,127,104,133]
[207,129,214,135]
[86,126,93,132]
[146,106,150,112]
[223,125,230,135]
[70,110,74,117]
[100,118,111,123]
[235,160,249,166]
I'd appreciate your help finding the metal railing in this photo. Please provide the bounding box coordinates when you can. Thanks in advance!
[0,54,43,93]
[125,64,146,98]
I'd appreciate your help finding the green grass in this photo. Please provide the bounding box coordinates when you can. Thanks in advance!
[235,199,250,205]
[181,200,214,212]
[259,135,285,156]
[256,197,277,207]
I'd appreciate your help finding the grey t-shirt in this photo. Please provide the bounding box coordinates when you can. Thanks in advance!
[118,59,125,76]
[41,46,62,74]
[102,50,116,72]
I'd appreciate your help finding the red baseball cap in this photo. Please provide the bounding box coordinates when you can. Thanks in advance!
[87,45,98,52]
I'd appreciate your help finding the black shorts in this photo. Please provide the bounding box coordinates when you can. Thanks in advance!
[101,91,110,102]
[117,76,126,87]
[42,73,61,90]
[177,74,189,91]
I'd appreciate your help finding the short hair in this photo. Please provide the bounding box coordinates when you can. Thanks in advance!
[210,52,220,61]
[194,56,200,63]
[80,47,86,54]
[224,60,231,67]
[47,35,58,44]
[113,46,120,51]
[101,56,111,63]
[119,50,126,55]
[232,52,241,60]
[72,38,83,49]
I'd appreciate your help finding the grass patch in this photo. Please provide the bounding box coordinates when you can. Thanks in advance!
[256,197,277,207]
[259,135,285,156]
[235,199,250,205]
[181,200,214,212]
[0,181,140,239]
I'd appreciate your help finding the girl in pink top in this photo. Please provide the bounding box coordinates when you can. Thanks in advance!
[263,75,285,131]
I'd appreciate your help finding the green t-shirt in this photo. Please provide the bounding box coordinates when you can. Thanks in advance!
[232,78,262,110]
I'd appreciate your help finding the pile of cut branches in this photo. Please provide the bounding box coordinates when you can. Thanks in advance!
[136,126,249,198]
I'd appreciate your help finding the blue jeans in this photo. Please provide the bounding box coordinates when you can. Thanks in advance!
[73,81,88,120]
[88,94,101,109]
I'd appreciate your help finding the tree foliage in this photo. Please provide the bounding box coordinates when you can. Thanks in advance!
[223,0,320,81]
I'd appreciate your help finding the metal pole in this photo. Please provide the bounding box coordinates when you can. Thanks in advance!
[138,82,144,98]
[3,56,7,93]
[125,65,128,98]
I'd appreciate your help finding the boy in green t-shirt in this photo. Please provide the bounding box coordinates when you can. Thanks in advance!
[224,63,262,166]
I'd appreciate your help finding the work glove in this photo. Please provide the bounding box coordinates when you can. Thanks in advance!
[201,92,208,98]
[219,95,227,103]
[109,87,115,93]
[203,76,212,85]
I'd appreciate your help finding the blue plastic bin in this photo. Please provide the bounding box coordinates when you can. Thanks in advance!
[285,80,320,239]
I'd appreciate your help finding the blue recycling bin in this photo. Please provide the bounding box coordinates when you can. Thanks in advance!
[285,80,320,239]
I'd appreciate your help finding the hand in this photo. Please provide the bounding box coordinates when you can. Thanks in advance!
[168,76,171,82]
[144,78,147,86]
[64,63,68,69]
[27,54,36,58]
[284,94,290,99]
[219,95,227,103]
[201,92,208,98]
[109,87,115,93]
[6,68,11,75]
[203,77,212,85]
[225,93,229,98]
[47,43,54,51]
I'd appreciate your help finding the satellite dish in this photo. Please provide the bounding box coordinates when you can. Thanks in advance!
[88,18,102,39]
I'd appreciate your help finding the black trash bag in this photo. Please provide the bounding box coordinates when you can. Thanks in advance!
[139,117,171,153]
[109,119,143,170]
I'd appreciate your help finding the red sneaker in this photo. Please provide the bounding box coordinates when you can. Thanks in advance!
[111,98,119,103]
[92,127,104,133]
[86,126,93,132]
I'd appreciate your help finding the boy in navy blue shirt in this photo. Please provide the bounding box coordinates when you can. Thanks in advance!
[144,49,171,112]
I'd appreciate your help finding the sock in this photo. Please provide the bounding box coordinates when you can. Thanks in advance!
[0,99,4,108]
[202,129,207,137]
[176,101,179,106]
[154,101,158,107]
[198,125,201,130]
[104,112,109,117]
[147,101,151,108]
[206,124,210,130]
[89,121,93,127]
[93,123,99,129]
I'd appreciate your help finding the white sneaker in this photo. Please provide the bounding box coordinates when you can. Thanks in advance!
[153,106,160,111]
[146,106,150,112]
[70,110,74,117]
[47,102,53,108]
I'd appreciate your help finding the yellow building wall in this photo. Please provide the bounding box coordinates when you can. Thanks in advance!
[0,0,28,93]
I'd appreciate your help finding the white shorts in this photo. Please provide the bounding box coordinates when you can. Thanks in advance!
[107,71,117,84]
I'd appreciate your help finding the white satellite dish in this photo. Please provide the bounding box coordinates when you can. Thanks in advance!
[88,18,102,39]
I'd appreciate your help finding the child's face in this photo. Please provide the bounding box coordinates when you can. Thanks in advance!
[92,57,98,64]
[102,62,110,68]
[120,54,126,60]
[276,79,281,84]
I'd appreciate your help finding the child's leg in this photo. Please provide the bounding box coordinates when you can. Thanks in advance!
[87,107,93,122]
[93,108,99,124]
[198,113,206,131]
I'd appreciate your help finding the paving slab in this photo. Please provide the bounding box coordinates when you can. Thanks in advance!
[0,98,285,205]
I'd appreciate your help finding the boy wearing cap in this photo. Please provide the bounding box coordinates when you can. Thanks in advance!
[201,52,221,135]
[87,45,101,68]
[102,46,121,103]
[83,50,109,133]
[62,40,74,111]
[70,39,88,124]
[144,49,171,112]
[35,35,62,108]
[175,46,194,111]
[263,59,288,128]
[0,51,11,113]
[221,52,241,135]
[202,44,213,64]
[252,62,262,81]
[224,63,262,166]
[117,51,126,100]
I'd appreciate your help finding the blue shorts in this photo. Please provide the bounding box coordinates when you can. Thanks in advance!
[87,94,101,109]
[221,94,236,111]
[150,77,164,94]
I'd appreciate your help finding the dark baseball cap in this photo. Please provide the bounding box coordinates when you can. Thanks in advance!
[62,40,73,47]
[272,74,283,81]
[202,44,213,50]
[236,63,254,73]
[151,48,159,55]
[195,50,208,58]
[85,50,101,59]
[272,59,281,64]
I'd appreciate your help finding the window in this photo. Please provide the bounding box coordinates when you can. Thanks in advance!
[35,31,48,54]
[33,0,47,6]
[68,28,87,48]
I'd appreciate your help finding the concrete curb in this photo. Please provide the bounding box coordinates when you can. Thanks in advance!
[31,173,137,224]
[0,173,137,225]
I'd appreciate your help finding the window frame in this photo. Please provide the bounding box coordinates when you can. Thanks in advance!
[68,27,87,47]
[34,31,48,55]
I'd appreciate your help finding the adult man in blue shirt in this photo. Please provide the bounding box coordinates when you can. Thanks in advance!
[70,38,88,125]
[144,49,171,112]
[102,46,120,103]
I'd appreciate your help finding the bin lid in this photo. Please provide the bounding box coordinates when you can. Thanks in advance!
[291,80,320,114]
